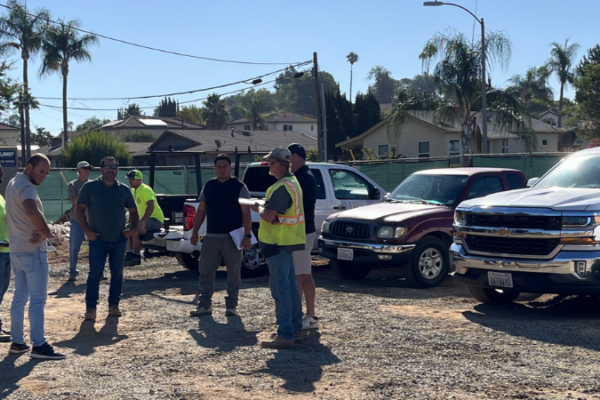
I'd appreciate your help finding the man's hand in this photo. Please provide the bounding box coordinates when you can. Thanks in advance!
[250,203,261,213]
[139,220,147,234]
[241,237,252,250]
[190,232,199,246]
[123,229,136,239]
[86,231,99,241]
[30,230,45,244]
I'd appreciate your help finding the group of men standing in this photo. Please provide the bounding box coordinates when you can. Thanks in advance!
[190,143,319,349]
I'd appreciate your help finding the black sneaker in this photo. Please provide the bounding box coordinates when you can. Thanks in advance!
[123,253,141,267]
[0,327,10,342]
[30,342,66,360]
[9,342,31,354]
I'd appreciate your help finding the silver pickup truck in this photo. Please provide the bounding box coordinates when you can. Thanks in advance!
[451,147,600,304]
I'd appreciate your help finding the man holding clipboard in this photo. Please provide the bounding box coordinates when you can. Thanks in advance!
[190,154,252,317]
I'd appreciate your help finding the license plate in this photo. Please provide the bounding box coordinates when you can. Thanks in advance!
[488,271,513,288]
[337,248,354,261]
[153,238,166,247]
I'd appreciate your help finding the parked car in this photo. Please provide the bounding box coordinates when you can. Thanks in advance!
[452,147,600,304]
[174,161,386,277]
[318,168,526,287]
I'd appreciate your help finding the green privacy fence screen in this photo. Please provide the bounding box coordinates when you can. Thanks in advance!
[32,153,568,222]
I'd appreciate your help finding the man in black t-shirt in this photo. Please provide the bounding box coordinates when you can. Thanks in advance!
[288,143,319,329]
[189,154,252,317]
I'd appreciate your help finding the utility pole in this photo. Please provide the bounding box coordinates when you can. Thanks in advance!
[18,92,26,166]
[313,52,324,161]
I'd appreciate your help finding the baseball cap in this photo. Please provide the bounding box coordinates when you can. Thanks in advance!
[77,161,91,169]
[287,143,307,159]
[264,147,291,161]
[126,170,143,180]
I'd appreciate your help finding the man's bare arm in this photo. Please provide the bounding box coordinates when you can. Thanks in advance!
[22,199,51,238]
[259,206,278,223]
[190,202,207,245]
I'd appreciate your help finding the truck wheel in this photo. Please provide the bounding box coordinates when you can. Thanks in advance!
[468,286,521,305]
[241,245,268,278]
[405,237,449,288]
[330,260,371,280]
[175,252,199,271]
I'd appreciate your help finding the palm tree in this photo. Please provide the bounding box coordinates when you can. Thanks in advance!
[391,31,529,159]
[507,66,553,109]
[346,52,359,103]
[0,0,50,159]
[40,18,98,146]
[201,93,229,130]
[545,39,580,127]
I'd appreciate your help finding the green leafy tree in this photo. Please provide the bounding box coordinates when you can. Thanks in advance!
[225,88,275,121]
[366,66,399,104]
[201,93,228,129]
[506,66,553,110]
[353,91,381,137]
[121,131,156,142]
[0,0,50,159]
[346,52,359,102]
[40,18,98,146]
[545,39,580,127]
[117,103,143,119]
[76,116,110,132]
[155,97,178,117]
[391,31,528,158]
[573,64,600,137]
[324,89,353,159]
[274,66,336,116]
[31,125,51,146]
[576,44,600,75]
[398,73,439,95]
[0,60,18,115]
[176,105,204,125]
[61,130,131,167]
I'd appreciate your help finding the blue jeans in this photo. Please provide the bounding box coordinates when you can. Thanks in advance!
[69,220,85,277]
[10,250,49,347]
[86,238,127,309]
[0,252,10,326]
[266,249,303,340]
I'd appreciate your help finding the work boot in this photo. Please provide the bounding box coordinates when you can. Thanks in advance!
[84,308,97,321]
[261,336,294,349]
[108,305,122,317]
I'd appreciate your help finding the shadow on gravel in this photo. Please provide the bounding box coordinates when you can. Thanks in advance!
[120,269,199,300]
[48,280,87,299]
[53,317,128,356]
[0,353,36,398]
[189,315,258,352]
[463,295,600,350]
[259,330,340,393]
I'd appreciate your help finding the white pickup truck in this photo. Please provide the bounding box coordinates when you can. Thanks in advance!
[160,161,385,277]
[452,146,600,304]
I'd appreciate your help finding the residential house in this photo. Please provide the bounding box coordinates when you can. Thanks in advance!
[228,112,317,135]
[336,113,567,158]
[99,115,205,139]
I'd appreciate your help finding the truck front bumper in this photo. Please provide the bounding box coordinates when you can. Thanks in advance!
[318,237,415,265]
[451,243,600,295]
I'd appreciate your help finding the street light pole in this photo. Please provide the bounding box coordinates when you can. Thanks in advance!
[423,1,488,154]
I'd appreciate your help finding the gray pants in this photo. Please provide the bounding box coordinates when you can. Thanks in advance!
[198,236,242,309]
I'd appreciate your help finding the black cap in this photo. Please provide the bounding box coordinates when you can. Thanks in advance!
[287,143,306,159]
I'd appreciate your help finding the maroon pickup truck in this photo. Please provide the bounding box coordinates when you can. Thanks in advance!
[318,168,527,287]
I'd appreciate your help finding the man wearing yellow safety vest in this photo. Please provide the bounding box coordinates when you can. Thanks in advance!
[251,148,304,349]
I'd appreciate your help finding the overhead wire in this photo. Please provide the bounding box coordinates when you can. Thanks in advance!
[0,2,305,66]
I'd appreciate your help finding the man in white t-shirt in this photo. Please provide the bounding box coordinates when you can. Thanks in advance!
[5,154,65,360]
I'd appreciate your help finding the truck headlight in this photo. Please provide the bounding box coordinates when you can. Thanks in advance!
[376,227,393,238]
[562,216,600,227]
[454,211,466,225]
[321,220,331,234]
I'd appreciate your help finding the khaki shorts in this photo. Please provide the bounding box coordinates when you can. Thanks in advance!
[293,232,315,275]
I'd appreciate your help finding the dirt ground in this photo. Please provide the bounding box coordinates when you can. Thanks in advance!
[2,244,600,399]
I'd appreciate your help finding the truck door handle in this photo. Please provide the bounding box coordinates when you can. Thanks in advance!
[333,205,346,210]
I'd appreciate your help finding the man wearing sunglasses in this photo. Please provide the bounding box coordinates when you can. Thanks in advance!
[76,156,138,321]
[67,161,92,281]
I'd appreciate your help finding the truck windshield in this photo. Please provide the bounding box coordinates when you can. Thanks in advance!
[535,154,600,188]
[387,174,468,205]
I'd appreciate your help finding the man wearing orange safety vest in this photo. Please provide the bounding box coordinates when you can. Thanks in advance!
[251,148,305,349]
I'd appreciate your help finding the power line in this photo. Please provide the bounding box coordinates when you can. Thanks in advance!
[35,61,312,101]
[0,2,305,66]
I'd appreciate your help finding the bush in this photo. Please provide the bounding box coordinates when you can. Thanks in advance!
[61,130,132,167]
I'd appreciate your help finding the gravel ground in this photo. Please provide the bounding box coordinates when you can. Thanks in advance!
[1,248,600,400]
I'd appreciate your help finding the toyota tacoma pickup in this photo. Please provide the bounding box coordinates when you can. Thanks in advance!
[452,147,600,304]
[318,168,526,287]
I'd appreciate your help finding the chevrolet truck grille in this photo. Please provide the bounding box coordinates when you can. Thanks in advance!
[331,221,370,239]
[465,213,561,230]
[466,235,560,256]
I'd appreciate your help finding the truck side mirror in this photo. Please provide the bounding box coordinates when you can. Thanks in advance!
[372,188,381,199]
[527,178,539,187]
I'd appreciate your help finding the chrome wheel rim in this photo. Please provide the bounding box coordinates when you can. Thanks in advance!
[418,247,443,280]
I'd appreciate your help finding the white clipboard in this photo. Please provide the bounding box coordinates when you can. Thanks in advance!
[229,227,258,250]
[239,198,265,207]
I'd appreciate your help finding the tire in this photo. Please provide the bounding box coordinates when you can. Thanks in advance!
[405,237,449,288]
[241,245,268,278]
[469,286,521,305]
[175,252,200,271]
[330,260,371,280]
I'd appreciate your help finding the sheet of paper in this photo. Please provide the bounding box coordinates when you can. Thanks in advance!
[239,198,265,207]
[229,227,258,250]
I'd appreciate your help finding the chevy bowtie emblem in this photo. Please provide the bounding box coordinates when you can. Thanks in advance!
[496,228,512,236]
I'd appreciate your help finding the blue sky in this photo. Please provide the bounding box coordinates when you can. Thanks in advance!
[5,0,599,136]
